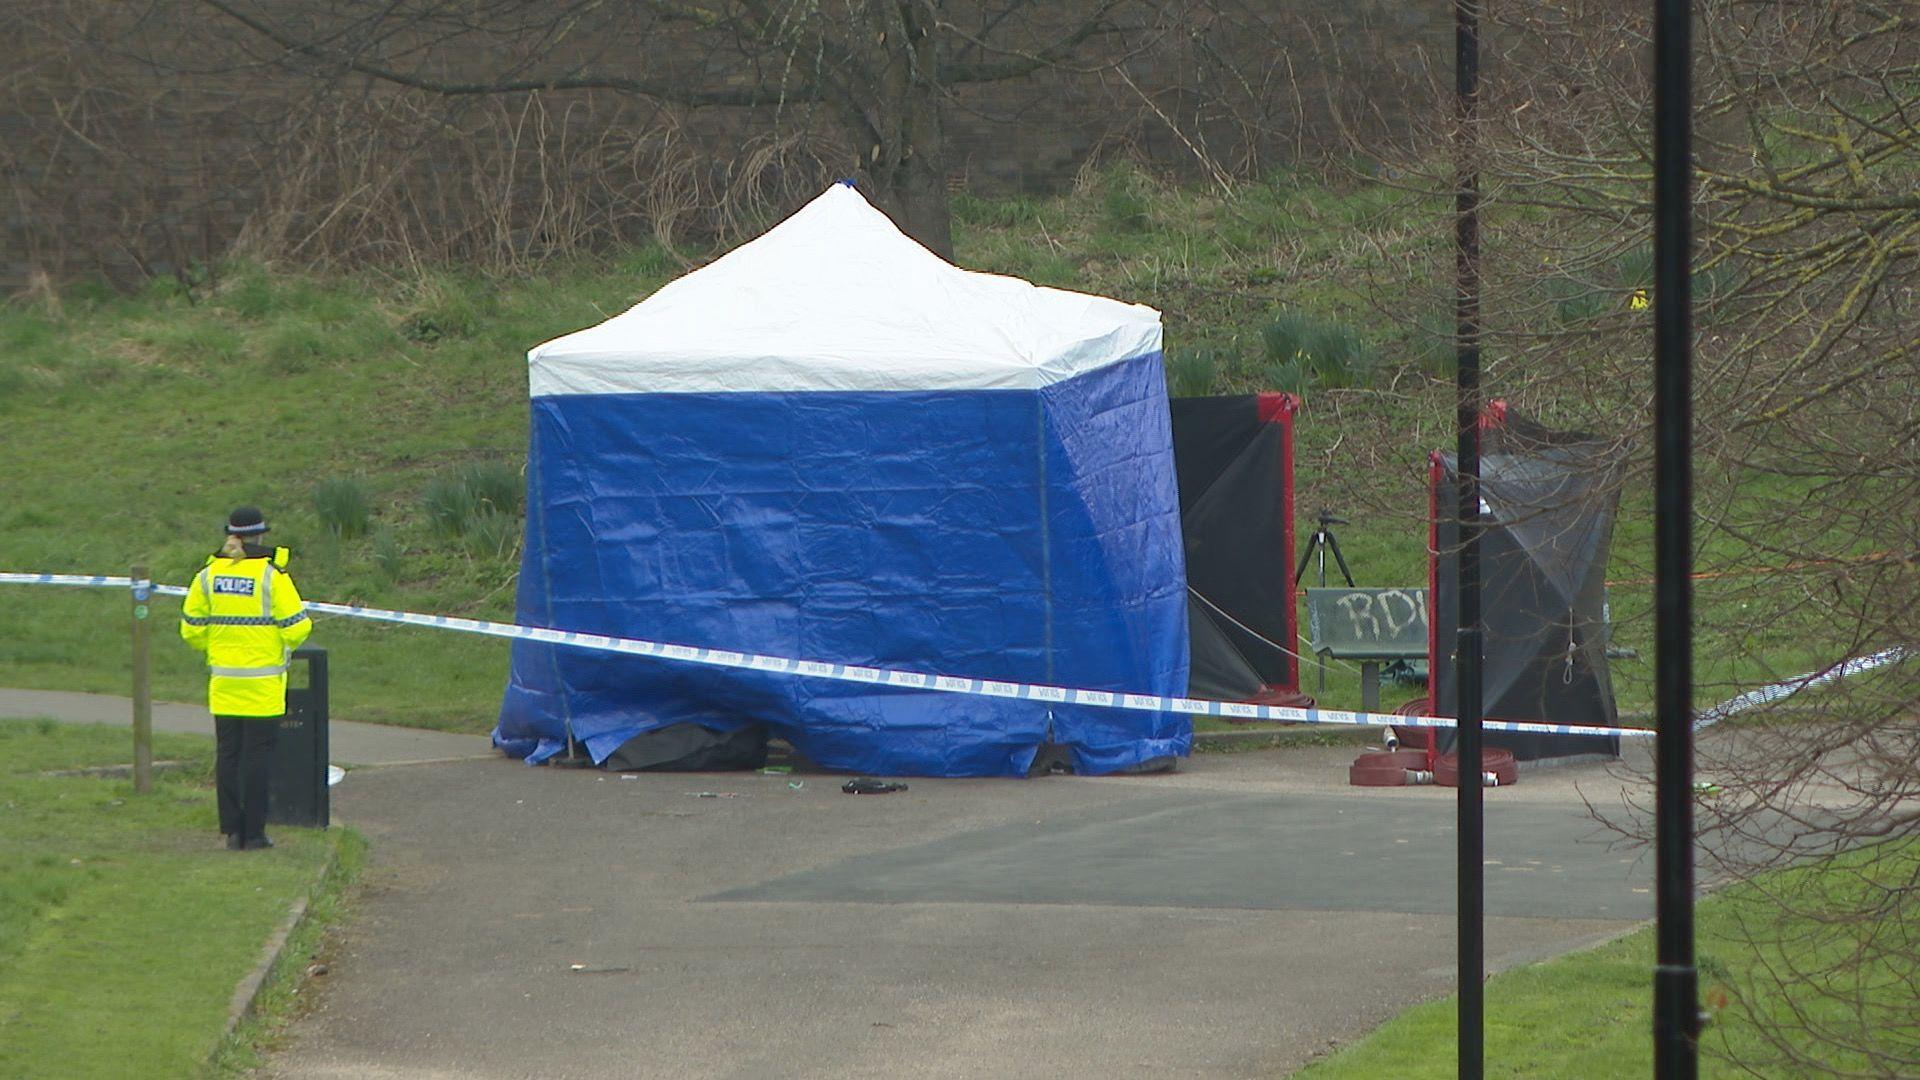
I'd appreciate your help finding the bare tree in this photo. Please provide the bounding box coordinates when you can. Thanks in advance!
[7,1,1450,285]
[1369,3,1920,1073]
[181,0,1183,258]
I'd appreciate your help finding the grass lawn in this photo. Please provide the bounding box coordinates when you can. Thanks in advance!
[0,718,352,1079]
[1293,839,1920,1078]
[0,169,1450,732]
[0,167,1880,732]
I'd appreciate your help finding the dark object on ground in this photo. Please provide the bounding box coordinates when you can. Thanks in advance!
[226,833,244,851]
[603,722,769,772]
[1428,404,1625,762]
[1028,743,1075,776]
[842,777,909,794]
[1383,658,1428,685]
[1027,742,1177,776]
[548,747,597,769]
[243,836,275,850]
[1170,393,1309,706]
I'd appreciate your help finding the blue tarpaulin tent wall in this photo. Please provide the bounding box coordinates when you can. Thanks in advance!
[492,183,1190,777]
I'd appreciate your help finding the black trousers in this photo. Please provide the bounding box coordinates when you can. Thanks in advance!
[215,716,280,841]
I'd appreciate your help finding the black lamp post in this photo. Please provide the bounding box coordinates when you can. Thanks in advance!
[1453,2,1486,1076]
[1453,3,1697,1076]
[1651,0,1701,1076]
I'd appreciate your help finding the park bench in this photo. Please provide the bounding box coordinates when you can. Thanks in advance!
[1304,586,1430,712]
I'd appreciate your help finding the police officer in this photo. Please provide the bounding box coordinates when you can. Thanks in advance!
[179,507,312,850]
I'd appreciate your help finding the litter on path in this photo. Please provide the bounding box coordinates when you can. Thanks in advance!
[842,777,909,795]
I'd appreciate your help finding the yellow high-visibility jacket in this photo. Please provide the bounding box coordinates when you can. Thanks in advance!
[179,549,312,717]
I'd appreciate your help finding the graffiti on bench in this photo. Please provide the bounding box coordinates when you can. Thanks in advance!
[1304,587,1429,658]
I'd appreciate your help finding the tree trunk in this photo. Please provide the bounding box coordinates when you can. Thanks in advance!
[861,2,953,259]
[871,150,953,260]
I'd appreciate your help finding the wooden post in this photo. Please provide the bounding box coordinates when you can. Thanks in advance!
[130,563,153,794]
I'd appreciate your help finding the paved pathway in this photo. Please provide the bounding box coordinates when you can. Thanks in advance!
[273,746,1653,1079]
[10,690,1662,1078]
[0,688,492,767]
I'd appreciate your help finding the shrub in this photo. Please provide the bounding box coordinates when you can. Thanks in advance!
[617,243,681,279]
[0,314,61,353]
[422,475,479,536]
[986,246,1078,288]
[1261,358,1311,396]
[952,193,1046,230]
[313,477,372,540]
[372,531,404,583]
[137,274,191,305]
[422,462,523,539]
[464,462,522,517]
[62,278,116,306]
[1540,274,1613,326]
[141,319,246,366]
[215,266,278,320]
[1097,165,1154,233]
[1404,307,1456,377]
[75,356,132,386]
[1165,348,1221,398]
[1544,248,1740,327]
[1614,245,1655,290]
[1260,309,1381,389]
[0,365,30,401]
[263,319,330,370]
[398,274,490,343]
[462,508,519,560]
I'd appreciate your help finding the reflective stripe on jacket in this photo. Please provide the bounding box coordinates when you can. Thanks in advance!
[179,552,312,717]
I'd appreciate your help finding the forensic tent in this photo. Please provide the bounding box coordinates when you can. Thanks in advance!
[492,182,1190,778]
[1425,404,1624,761]
[1169,393,1309,704]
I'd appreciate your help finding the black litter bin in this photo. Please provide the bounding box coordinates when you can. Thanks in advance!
[270,646,329,828]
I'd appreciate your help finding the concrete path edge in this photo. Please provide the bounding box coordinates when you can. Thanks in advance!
[213,825,348,1067]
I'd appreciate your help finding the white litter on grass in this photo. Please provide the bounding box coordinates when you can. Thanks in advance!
[327,765,346,787]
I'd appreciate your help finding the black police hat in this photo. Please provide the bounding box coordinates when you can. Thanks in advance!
[226,506,270,535]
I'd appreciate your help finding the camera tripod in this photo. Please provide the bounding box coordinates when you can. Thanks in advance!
[1294,508,1356,589]
[1294,508,1356,694]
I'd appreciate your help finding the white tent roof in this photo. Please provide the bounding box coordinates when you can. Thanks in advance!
[528,183,1162,397]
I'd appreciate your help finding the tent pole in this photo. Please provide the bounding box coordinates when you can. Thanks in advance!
[1651,0,1700,1076]
[1454,2,1486,1077]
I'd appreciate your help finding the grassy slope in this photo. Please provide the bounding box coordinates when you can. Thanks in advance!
[0,168,1863,732]
[1294,839,1920,1078]
[0,719,339,1079]
[1,171,1448,732]
[0,256,678,730]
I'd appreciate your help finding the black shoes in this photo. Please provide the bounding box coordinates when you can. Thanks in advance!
[225,834,244,851]
[242,836,275,851]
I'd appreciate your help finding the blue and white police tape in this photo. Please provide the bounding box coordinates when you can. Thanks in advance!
[1,572,146,590]
[1690,645,1908,730]
[3,570,1906,741]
